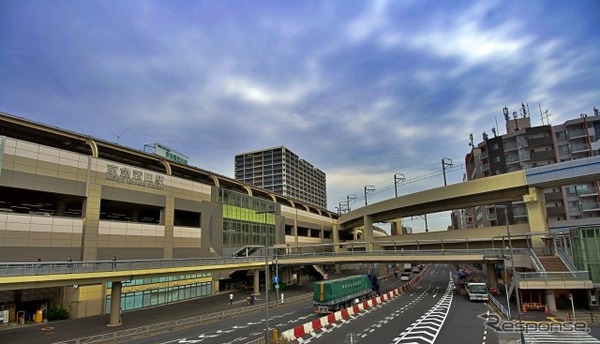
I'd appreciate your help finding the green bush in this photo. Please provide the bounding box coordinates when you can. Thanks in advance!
[46,305,69,321]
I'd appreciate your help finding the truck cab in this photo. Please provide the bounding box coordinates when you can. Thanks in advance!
[466,282,488,301]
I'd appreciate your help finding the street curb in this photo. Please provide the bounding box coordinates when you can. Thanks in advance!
[280,270,426,342]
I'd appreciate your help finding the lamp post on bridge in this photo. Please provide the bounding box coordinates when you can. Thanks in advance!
[498,205,525,344]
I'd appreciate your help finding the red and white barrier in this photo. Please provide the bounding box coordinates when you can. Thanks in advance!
[281,268,430,342]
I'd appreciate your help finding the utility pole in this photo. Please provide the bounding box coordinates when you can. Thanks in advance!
[442,158,453,186]
[364,185,375,206]
[347,194,357,212]
[394,173,405,198]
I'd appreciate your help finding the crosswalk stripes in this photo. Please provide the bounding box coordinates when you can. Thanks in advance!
[525,330,600,343]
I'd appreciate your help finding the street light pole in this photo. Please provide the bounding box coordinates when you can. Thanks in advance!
[264,237,270,342]
[256,208,276,342]
[501,205,525,343]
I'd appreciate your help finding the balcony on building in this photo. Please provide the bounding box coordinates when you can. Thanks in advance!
[580,201,600,213]
[570,143,591,155]
[528,136,553,147]
[503,141,518,152]
[578,190,599,199]
[546,206,566,217]
[513,207,528,219]
[529,150,555,161]
[567,128,590,140]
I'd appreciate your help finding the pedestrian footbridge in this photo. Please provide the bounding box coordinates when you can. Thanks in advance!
[1,156,598,325]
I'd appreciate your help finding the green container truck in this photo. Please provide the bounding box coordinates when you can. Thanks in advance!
[313,275,374,314]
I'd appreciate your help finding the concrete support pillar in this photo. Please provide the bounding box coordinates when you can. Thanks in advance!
[502,268,509,284]
[379,264,389,277]
[55,200,66,216]
[363,215,374,251]
[545,290,557,311]
[293,210,299,247]
[81,177,101,261]
[130,209,139,222]
[588,289,599,310]
[390,219,403,235]
[524,187,548,249]
[108,281,122,326]
[332,223,340,254]
[162,196,175,258]
[280,265,291,285]
[253,269,260,296]
[486,263,498,289]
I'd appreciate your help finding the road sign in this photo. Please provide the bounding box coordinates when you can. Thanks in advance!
[273,276,279,284]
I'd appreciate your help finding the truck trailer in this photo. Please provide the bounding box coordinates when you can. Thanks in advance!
[313,275,377,314]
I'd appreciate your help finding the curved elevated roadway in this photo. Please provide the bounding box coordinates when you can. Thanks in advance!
[338,155,600,248]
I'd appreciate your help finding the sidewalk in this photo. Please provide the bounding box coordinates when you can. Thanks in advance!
[459,264,573,324]
[0,283,315,344]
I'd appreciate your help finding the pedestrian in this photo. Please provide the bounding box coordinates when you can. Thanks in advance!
[229,293,234,305]
[112,256,117,271]
[250,293,255,305]
[67,256,73,273]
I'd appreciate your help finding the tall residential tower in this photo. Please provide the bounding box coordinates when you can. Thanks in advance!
[465,107,600,230]
[234,146,327,209]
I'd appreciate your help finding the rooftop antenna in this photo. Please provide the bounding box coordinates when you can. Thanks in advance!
[502,106,509,135]
[104,123,132,144]
[521,102,528,118]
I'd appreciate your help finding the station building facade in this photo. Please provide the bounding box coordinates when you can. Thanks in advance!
[0,112,337,319]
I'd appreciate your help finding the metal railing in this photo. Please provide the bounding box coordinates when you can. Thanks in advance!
[284,248,511,259]
[0,256,265,277]
[517,271,589,281]
[53,293,312,344]
[0,248,527,278]
[557,247,578,272]
[526,248,545,272]
[488,293,510,319]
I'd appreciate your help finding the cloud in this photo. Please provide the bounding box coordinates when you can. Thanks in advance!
[1,1,599,230]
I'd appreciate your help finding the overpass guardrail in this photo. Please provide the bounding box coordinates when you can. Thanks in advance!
[0,248,516,277]
[516,271,590,281]
[0,249,590,285]
[0,257,265,277]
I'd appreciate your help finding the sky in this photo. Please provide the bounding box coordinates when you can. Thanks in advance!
[1,1,599,232]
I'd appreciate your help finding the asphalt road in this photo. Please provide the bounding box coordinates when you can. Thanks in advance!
[303,264,459,344]
[121,269,412,344]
